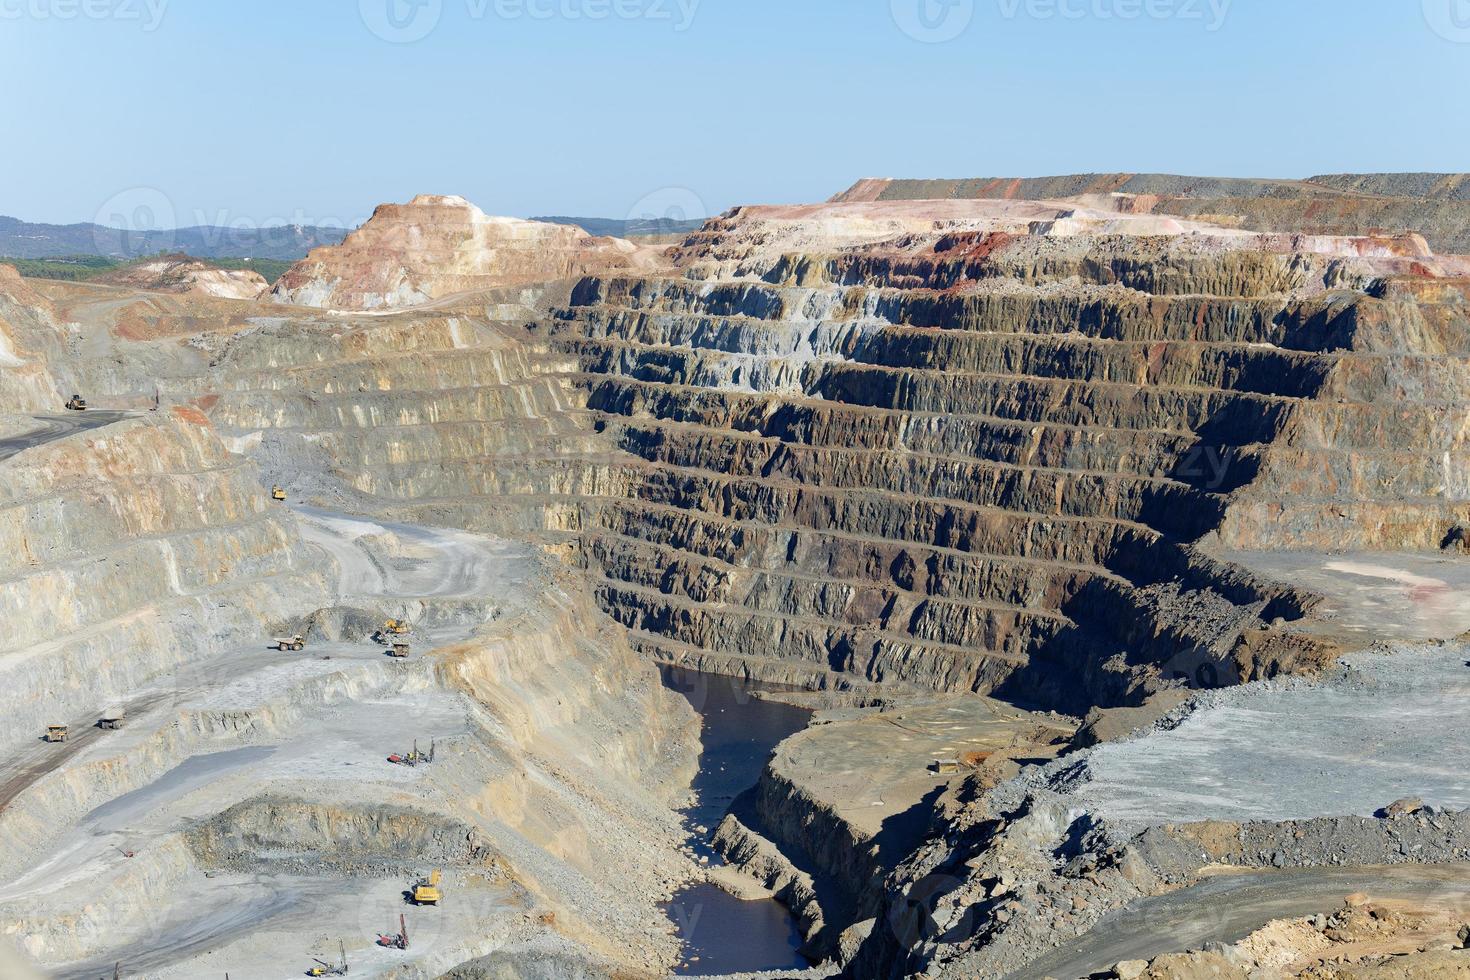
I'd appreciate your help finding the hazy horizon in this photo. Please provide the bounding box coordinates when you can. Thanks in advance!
[7,167,1470,232]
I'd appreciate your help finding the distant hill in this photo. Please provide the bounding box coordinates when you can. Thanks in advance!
[0,215,349,261]
[533,215,706,239]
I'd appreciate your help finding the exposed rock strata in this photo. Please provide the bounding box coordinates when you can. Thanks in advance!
[0,411,332,755]
[545,200,1470,713]
[24,199,1470,717]
[94,255,270,300]
[0,261,700,978]
[849,778,1470,978]
[273,195,655,310]
[6,182,1470,978]
[0,266,65,411]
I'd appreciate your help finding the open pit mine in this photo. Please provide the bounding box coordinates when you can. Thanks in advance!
[1,178,1470,980]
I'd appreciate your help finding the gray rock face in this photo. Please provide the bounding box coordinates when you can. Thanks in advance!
[1064,648,1470,828]
[549,202,1470,713]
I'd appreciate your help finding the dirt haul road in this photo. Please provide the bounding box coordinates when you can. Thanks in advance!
[0,412,131,463]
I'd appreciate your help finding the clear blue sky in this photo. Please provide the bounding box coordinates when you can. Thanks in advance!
[1,0,1466,229]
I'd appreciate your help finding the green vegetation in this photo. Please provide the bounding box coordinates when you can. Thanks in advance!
[0,253,294,285]
[4,255,121,281]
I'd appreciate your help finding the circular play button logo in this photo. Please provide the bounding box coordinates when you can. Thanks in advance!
[360,0,443,44]
[891,0,975,43]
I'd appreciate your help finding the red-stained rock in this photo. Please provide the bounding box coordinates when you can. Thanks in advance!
[273,194,664,311]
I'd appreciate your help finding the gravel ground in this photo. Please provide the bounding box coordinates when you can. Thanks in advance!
[1064,643,1470,828]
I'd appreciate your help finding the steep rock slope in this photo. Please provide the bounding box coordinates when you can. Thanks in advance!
[273,195,654,310]
[24,278,625,542]
[9,189,1470,978]
[35,197,1470,714]
[546,200,1470,711]
[0,410,333,755]
[0,267,64,412]
[0,272,702,979]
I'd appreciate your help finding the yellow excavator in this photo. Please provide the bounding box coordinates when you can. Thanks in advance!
[384,619,411,636]
[271,485,287,502]
[411,869,443,906]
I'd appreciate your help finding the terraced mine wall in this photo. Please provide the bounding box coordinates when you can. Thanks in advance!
[540,229,1470,712]
[203,302,619,538]
[0,575,698,975]
[25,250,1441,719]
[0,411,332,755]
[9,278,622,541]
[0,271,704,978]
[8,199,1470,976]
[15,222,1470,720]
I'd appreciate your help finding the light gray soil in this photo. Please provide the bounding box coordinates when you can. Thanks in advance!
[1067,645,1470,827]
[1221,550,1470,643]
[1014,863,1470,980]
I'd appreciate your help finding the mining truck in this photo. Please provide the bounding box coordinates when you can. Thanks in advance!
[44,725,68,743]
[387,642,410,659]
[65,395,86,411]
[271,485,287,502]
[273,634,307,652]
